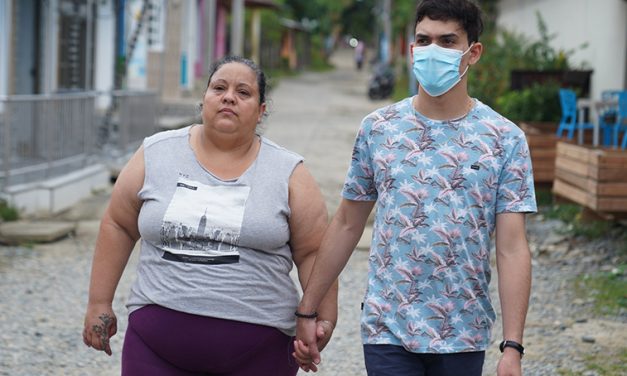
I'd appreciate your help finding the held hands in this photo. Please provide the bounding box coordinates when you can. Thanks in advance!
[293,319,335,372]
[83,303,117,356]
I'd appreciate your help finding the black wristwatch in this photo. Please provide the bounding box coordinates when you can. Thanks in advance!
[499,340,524,358]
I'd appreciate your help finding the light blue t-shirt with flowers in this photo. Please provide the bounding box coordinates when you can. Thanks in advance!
[342,96,537,353]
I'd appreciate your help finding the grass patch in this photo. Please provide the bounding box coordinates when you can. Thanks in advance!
[0,201,18,221]
[534,185,554,207]
[584,348,627,375]
[543,203,581,222]
[575,264,627,316]
[557,349,627,375]
[541,202,618,239]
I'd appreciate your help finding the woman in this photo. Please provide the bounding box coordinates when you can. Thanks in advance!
[83,56,337,375]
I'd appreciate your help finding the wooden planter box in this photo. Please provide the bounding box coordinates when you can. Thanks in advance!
[520,122,558,183]
[553,142,627,213]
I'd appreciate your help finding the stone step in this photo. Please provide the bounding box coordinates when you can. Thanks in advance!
[0,221,77,245]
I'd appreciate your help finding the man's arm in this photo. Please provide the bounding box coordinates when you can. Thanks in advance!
[495,212,532,376]
[294,198,375,368]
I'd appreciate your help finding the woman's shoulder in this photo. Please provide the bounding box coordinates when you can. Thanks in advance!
[144,126,191,149]
[260,136,304,163]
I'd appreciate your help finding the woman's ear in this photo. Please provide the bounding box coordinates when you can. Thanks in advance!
[257,103,267,123]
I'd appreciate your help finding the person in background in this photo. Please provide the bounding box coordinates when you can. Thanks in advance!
[294,1,535,375]
[83,55,337,376]
[355,40,366,70]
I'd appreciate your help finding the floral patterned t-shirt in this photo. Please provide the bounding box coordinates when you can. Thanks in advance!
[342,96,537,353]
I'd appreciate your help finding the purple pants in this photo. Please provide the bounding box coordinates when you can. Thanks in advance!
[122,305,298,376]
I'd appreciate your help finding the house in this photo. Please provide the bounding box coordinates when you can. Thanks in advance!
[0,0,282,216]
[496,0,627,100]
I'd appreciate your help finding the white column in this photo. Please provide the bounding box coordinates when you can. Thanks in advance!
[94,0,115,109]
[230,0,244,56]
[205,0,216,69]
[41,0,59,94]
[0,0,12,99]
[251,8,261,64]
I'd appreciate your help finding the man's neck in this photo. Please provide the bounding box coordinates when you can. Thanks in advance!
[414,85,473,121]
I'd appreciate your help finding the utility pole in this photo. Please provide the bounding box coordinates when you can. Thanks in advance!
[382,0,391,64]
[230,0,244,56]
[205,0,216,69]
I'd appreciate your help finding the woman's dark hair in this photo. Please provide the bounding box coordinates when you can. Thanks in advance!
[414,0,484,44]
[205,56,267,105]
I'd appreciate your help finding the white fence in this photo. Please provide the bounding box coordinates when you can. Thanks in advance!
[0,90,158,213]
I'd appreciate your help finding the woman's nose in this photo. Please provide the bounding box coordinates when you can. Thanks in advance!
[222,89,236,104]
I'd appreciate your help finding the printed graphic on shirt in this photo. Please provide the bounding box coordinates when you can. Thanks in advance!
[160,178,250,264]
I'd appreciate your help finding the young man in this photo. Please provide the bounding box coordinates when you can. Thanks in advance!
[294,0,535,375]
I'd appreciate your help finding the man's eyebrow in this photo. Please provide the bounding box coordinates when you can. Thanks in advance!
[414,32,459,39]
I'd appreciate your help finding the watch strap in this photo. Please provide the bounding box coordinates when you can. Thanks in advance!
[499,340,524,358]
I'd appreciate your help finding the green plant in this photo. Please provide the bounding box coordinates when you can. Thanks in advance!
[0,201,18,221]
[495,81,561,122]
[534,186,554,207]
[469,11,587,108]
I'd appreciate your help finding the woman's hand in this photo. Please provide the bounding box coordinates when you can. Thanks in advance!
[83,303,117,356]
[293,319,336,372]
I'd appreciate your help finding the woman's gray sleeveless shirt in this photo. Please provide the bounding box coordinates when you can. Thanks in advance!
[126,126,304,335]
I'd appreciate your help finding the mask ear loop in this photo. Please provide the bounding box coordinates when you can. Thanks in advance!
[459,43,475,79]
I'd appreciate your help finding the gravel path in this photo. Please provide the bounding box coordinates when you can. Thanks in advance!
[1,48,625,375]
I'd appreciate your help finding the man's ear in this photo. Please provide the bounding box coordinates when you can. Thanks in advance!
[409,43,415,64]
[469,42,483,65]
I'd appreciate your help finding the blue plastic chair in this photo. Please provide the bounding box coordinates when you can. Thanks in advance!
[556,88,594,139]
[614,91,627,149]
[598,90,621,145]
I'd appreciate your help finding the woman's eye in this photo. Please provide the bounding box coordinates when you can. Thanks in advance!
[238,90,251,97]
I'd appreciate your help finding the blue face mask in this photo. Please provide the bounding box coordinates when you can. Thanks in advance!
[412,43,472,97]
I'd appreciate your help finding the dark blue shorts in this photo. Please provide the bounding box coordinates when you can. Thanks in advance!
[122,305,298,376]
[363,344,485,376]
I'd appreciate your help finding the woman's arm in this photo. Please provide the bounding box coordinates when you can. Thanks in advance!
[82,147,145,355]
[288,163,338,350]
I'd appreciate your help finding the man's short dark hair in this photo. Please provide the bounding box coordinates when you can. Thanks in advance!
[414,0,484,44]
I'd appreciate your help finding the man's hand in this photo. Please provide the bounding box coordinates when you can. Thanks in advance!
[315,320,335,352]
[496,349,522,376]
[83,303,117,356]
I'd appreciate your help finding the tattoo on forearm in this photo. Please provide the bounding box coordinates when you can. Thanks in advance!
[92,313,114,349]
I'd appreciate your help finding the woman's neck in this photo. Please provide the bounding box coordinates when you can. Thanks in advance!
[191,125,260,180]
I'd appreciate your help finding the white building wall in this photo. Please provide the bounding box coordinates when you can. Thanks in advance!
[94,0,115,109]
[0,0,12,102]
[497,0,627,100]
